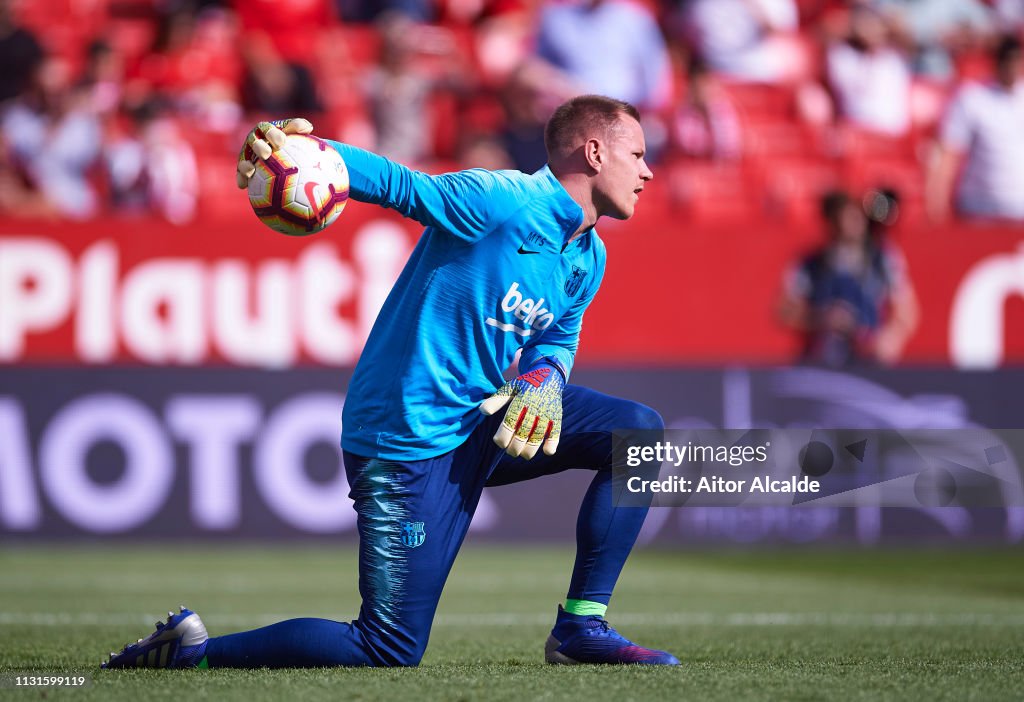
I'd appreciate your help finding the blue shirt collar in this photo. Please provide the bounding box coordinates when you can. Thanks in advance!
[535,164,589,243]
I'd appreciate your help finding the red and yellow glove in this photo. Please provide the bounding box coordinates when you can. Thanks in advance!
[479,360,565,460]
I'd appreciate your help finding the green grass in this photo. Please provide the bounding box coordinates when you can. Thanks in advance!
[1,546,1023,701]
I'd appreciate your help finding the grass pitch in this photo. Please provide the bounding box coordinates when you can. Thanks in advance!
[1,545,1022,701]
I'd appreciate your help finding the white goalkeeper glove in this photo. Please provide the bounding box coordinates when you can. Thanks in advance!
[479,360,566,460]
[235,118,314,189]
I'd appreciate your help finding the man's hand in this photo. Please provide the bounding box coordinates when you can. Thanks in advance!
[236,118,314,189]
[479,361,565,460]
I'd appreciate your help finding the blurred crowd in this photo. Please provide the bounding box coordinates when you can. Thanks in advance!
[4,0,1022,370]
[1,0,1023,227]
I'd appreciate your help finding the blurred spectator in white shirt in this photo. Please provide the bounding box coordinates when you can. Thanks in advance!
[104,99,199,225]
[1,56,102,219]
[827,6,912,136]
[364,13,471,166]
[672,59,742,161]
[872,0,993,81]
[673,0,799,84]
[366,13,435,165]
[75,39,126,127]
[927,35,1024,222]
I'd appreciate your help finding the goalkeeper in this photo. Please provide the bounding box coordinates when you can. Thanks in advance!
[103,95,676,668]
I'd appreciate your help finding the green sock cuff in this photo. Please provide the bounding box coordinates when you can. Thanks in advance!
[564,599,607,617]
[197,656,209,669]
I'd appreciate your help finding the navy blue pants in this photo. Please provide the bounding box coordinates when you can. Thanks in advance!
[205,385,663,667]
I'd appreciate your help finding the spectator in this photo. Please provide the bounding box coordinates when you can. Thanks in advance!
[1,56,102,219]
[674,0,799,84]
[826,5,912,135]
[240,31,322,116]
[76,39,124,120]
[498,60,577,173]
[534,0,671,110]
[927,34,1024,222]
[462,0,531,85]
[0,0,44,106]
[872,0,993,81]
[364,13,470,166]
[336,0,433,23]
[183,8,245,133]
[778,190,919,367]
[671,58,742,161]
[135,7,244,133]
[0,131,52,217]
[104,99,199,225]
[503,0,670,172]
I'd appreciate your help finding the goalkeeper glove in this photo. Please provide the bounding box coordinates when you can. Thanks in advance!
[479,360,566,460]
[235,118,314,189]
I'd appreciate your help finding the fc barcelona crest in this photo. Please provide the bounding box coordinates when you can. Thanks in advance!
[401,521,426,548]
[565,266,588,297]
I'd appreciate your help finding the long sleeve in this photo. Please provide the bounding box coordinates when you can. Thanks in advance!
[327,140,524,243]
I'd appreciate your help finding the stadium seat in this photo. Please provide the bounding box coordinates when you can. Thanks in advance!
[197,153,248,221]
[839,127,917,160]
[668,162,757,225]
[106,17,157,68]
[339,26,382,68]
[757,157,842,226]
[744,119,815,159]
[721,82,794,120]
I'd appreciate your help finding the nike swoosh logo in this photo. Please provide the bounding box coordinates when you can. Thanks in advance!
[517,246,540,255]
[304,181,324,220]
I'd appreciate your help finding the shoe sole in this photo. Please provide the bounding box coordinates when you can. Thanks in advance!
[544,635,581,665]
[543,634,681,665]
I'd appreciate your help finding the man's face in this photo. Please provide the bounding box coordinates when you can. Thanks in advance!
[593,114,653,220]
[834,202,867,244]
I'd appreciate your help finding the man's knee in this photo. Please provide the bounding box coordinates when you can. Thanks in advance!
[361,628,428,668]
[618,400,664,433]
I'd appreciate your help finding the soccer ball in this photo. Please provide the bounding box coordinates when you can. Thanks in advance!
[247,133,350,236]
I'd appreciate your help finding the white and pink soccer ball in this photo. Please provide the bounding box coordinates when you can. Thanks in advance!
[247,133,349,236]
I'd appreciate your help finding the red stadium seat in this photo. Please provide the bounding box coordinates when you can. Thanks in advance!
[844,156,923,193]
[722,82,795,120]
[339,26,381,68]
[757,157,842,226]
[106,17,157,68]
[197,153,249,221]
[668,162,758,225]
[744,119,816,158]
[838,127,917,159]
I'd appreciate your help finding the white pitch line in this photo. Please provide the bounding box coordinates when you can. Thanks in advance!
[1,612,1023,628]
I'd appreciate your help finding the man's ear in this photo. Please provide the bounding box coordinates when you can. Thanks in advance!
[584,137,603,172]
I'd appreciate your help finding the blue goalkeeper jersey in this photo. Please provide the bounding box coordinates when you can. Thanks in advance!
[328,141,606,460]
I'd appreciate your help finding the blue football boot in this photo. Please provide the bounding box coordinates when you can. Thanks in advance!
[102,606,208,669]
[545,605,680,665]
